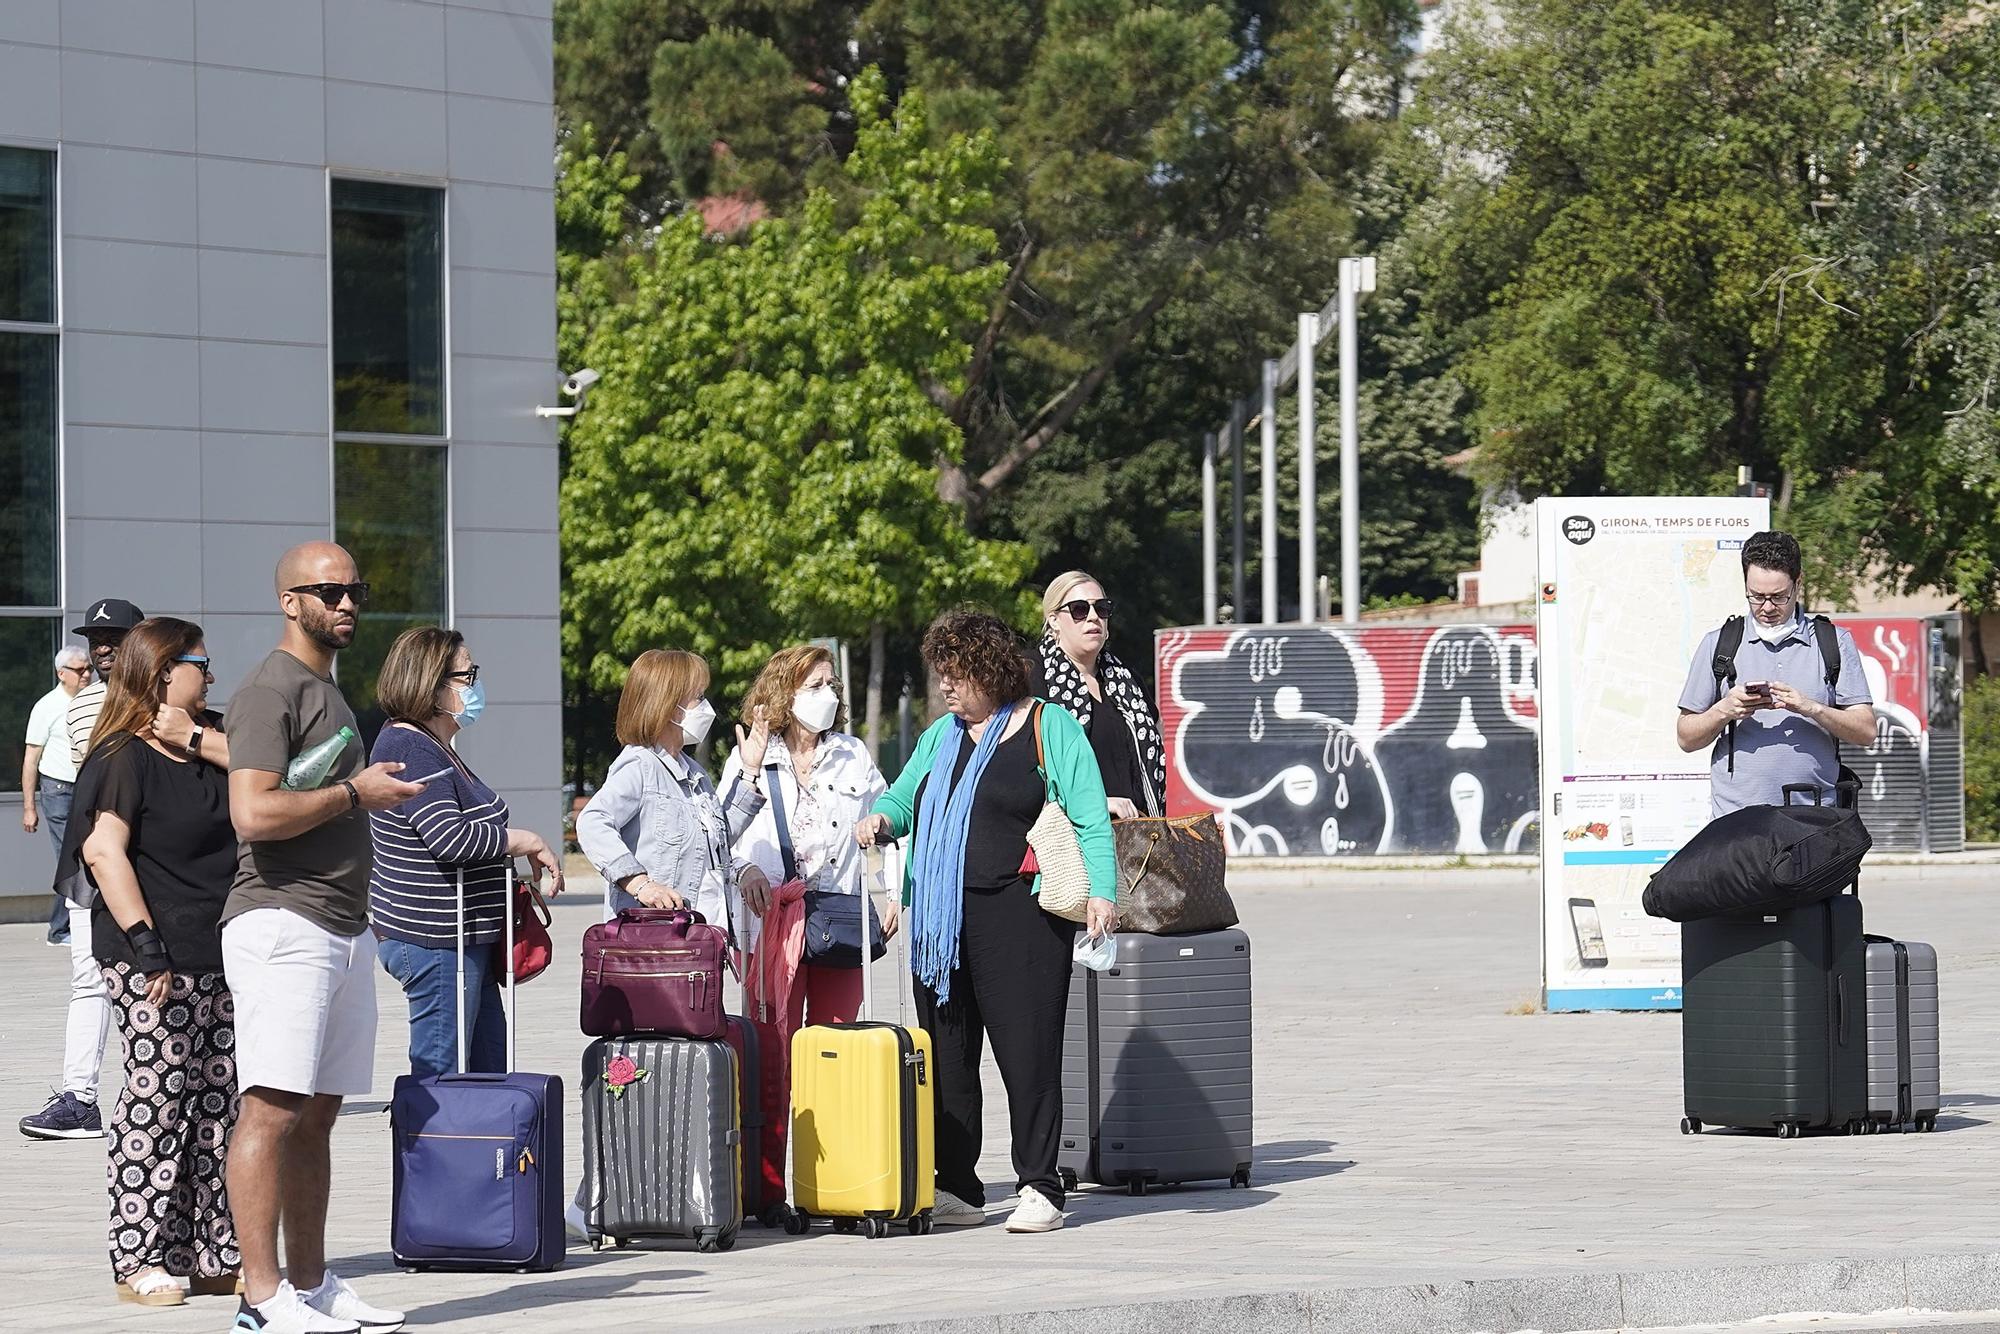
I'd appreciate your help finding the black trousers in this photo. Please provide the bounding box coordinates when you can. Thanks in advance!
[914,877,1077,1208]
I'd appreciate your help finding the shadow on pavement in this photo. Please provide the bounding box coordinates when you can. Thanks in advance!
[399,1266,703,1326]
[1054,1140,1352,1227]
[1248,1138,1355,1184]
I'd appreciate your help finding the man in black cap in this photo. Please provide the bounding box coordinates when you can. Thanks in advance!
[65,597,143,769]
[18,596,141,1141]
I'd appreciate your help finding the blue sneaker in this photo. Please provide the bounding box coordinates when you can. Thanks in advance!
[19,1089,104,1140]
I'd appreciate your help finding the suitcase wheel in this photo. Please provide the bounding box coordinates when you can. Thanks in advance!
[1059,1169,1079,1193]
[1776,1122,1800,1139]
[1919,1114,1937,1133]
[1231,1167,1252,1188]
[832,1217,858,1235]
[1127,1179,1149,1198]
[785,1210,812,1236]
[906,1214,933,1236]
[864,1217,892,1240]
[614,1237,631,1250]
[1844,1119,1864,1136]
[757,1204,793,1231]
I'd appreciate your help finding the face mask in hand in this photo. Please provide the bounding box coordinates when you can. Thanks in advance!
[451,679,485,727]
[678,697,716,747]
[1073,929,1117,972]
[793,685,840,735]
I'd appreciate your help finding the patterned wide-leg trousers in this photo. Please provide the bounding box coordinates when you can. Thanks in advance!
[102,963,242,1281]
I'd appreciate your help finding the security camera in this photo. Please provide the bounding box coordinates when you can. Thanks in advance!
[537,369,602,419]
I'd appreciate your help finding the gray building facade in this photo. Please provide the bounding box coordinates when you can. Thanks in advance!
[0,0,562,914]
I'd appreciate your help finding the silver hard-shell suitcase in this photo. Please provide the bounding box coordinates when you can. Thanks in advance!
[580,1035,741,1251]
[1863,938,1940,1132]
[1059,927,1253,1195]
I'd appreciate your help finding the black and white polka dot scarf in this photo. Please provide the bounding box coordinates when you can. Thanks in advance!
[1038,634,1167,816]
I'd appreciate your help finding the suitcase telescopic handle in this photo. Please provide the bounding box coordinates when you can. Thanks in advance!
[1781,783,1823,806]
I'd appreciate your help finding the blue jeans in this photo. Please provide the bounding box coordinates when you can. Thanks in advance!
[377,936,507,1078]
[39,778,72,944]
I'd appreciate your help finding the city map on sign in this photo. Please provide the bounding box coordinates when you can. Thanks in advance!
[1553,536,1747,779]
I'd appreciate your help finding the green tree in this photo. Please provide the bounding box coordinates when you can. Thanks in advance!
[555,1,1431,653]
[558,75,1034,777]
[1410,0,2000,611]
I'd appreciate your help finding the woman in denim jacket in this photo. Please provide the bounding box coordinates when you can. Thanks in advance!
[575,649,769,932]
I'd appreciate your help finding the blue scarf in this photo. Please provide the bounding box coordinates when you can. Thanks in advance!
[910,703,1016,1005]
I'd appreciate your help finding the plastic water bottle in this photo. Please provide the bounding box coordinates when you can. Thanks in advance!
[282,726,357,791]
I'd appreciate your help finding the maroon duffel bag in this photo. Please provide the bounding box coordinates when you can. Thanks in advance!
[580,908,729,1039]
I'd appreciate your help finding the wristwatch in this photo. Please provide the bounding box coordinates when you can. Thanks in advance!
[185,724,205,757]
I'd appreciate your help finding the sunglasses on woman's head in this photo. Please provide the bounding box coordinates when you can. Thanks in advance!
[288,581,370,608]
[1061,598,1114,622]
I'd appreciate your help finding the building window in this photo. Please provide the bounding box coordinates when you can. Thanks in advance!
[330,179,447,741]
[1,146,59,796]
[331,181,444,436]
[334,441,448,730]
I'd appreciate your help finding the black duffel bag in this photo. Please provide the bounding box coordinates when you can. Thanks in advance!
[1642,780,1870,922]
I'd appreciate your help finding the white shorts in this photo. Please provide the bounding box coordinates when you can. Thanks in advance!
[222,908,378,1097]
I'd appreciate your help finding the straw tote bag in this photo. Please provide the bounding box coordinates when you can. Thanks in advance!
[1024,704,1092,924]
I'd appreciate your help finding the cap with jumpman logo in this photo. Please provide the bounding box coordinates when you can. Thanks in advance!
[69,598,145,635]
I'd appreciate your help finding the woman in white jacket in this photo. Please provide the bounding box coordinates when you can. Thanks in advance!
[719,644,889,1035]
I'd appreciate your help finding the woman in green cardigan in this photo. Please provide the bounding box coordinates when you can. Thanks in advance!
[854,609,1115,1234]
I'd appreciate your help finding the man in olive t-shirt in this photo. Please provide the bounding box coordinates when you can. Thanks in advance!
[220,542,424,1334]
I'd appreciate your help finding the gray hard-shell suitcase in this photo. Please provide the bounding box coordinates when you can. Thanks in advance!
[580,1035,741,1252]
[1680,893,1868,1138]
[1863,937,1941,1132]
[1059,928,1253,1195]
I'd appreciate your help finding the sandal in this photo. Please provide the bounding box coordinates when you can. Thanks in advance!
[115,1268,187,1307]
[189,1271,244,1297]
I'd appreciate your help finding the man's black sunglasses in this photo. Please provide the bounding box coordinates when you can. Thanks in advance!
[1060,598,1114,622]
[288,582,371,609]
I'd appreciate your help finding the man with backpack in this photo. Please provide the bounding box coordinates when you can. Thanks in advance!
[1676,530,1877,816]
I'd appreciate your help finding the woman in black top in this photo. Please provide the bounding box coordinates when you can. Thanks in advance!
[1033,571,1167,818]
[854,611,1116,1235]
[70,618,240,1308]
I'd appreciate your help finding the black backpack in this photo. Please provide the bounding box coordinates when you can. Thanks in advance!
[1709,613,1854,795]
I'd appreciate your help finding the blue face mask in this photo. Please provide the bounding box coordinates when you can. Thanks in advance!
[451,679,485,727]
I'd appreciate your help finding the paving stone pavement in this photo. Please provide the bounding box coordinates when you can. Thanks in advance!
[2,871,1996,1333]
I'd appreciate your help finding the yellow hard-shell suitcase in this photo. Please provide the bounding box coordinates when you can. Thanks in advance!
[789,1022,935,1236]
[789,844,935,1238]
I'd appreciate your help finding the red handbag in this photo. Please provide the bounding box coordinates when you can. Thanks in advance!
[510,865,554,985]
[579,907,729,1039]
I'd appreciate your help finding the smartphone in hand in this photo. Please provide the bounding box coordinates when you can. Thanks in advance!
[1745,681,1773,699]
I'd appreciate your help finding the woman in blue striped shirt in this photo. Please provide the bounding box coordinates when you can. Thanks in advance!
[367,627,564,1077]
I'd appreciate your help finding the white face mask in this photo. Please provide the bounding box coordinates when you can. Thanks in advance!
[677,697,716,747]
[1751,614,1795,644]
[793,685,840,735]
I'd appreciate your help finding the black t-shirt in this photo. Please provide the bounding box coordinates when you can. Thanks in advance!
[916,719,1045,891]
[88,735,238,973]
[1085,698,1145,805]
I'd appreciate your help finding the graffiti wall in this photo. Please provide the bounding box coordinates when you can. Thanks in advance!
[1156,615,1960,857]
[1158,625,1541,856]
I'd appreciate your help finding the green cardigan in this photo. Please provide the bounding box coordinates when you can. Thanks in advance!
[873,699,1117,907]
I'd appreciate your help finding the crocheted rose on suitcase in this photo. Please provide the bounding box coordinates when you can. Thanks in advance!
[602,1054,649,1099]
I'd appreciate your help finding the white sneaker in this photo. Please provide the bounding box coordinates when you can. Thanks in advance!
[1004,1185,1065,1233]
[232,1281,360,1333]
[302,1272,404,1333]
[930,1189,988,1226]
